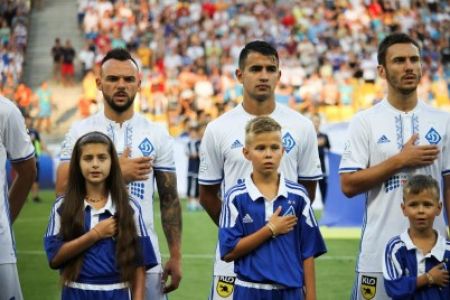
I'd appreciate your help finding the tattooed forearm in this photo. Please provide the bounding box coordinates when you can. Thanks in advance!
[155,171,182,252]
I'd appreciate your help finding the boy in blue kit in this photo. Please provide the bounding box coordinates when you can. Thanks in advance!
[219,116,327,300]
[383,175,450,299]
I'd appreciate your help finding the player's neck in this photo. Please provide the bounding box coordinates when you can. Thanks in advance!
[386,89,418,112]
[251,172,279,201]
[242,97,276,116]
[104,107,134,126]
[408,228,437,254]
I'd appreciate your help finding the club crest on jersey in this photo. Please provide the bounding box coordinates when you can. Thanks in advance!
[283,205,296,217]
[216,276,235,298]
[282,132,296,153]
[377,135,390,144]
[360,275,377,300]
[231,139,243,149]
[425,127,441,145]
[138,138,154,157]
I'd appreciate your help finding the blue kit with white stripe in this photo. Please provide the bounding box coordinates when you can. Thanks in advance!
[219,174,326,299]
[44,195,157,299]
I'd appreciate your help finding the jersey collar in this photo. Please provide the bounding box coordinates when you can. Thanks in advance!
[244,173,288,202]
[400,230,446,261]
[381,98,423,115]
[84,193,116,216]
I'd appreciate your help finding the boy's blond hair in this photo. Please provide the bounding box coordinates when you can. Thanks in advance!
[245,116,282,145]
[403,175,439,202]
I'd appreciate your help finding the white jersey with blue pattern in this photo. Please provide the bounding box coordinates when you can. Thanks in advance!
[0,97,35,264]
[339,99,450,273]
[59,111,176,273]
[199,103,322,276]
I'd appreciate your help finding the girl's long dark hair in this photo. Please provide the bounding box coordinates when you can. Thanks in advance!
[60,131,140,285]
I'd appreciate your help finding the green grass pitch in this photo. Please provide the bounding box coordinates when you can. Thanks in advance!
[14,190,359,299]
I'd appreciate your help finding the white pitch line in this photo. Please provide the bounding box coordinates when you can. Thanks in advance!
[17,250,355,261]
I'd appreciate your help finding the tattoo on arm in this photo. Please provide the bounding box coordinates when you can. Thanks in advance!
[155,171,182,250]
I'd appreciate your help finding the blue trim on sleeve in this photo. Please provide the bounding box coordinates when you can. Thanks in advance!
[338,167,363,173]
[199,178,223,185]
[153,167,176,172]
[298,175,323,180]
[9,150,35,163]
[442,170,450,176]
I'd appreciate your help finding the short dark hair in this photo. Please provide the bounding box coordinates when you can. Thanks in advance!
[377,33,421,66]
[101,48,139,70]
[403,175,439,202]
[238,40,279,70]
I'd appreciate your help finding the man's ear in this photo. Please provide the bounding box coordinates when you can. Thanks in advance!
[377,65,386,80]
[235,69,243,83]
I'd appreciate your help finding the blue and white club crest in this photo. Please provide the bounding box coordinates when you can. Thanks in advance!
[138,138,154,157]
[282,205,296,217]
[282,132,296,153]
[425,127,441,145]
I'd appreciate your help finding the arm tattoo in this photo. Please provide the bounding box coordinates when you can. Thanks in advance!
[155,171,182,249]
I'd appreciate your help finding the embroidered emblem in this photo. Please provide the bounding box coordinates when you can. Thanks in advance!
[138,138,154,157]
[283,205,296,217]
[425,127,441,145]
[242,214,254,224]
[360,275,377,300]
[282,132,296,153]
[216,276,235,298]
[231,139,243,149]
[377,135,390,144]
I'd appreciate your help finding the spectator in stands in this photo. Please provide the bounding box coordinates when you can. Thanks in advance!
[34,80,54,133]
[51,38,63,83]
[25,114,44,203]
[312,114,331,205]
[61,39,76,87]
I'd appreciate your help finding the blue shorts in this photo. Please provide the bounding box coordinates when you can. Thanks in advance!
[234,279,303,300]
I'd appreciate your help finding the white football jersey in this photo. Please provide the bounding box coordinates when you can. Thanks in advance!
[199,103,322,276]
[339,99,450,273]
[60,111,176,273]
[0,97,35,264]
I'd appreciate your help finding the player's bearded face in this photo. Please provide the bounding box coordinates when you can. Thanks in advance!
[103,90,135,113]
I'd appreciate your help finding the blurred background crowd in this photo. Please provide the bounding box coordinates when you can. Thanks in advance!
[2,0,450,137]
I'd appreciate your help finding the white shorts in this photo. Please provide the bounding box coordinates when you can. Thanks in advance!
[0,263,23,300]
[145,272,167,300]
[208,275,236,300]
[351,272,388,300]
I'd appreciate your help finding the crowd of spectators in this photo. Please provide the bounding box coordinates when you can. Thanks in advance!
[3,1,450,137]
[0,0,56,135]
[0,0,30,109]
[74,0,450,135]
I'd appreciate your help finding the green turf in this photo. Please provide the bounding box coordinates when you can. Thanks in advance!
[14,190,359,299]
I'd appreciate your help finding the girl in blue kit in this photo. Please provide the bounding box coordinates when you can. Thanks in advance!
[383,175,450,299]
[44,131,157,300]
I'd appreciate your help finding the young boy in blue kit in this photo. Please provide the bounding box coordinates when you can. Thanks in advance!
[383,175,450,299]
[219,116,327,300]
